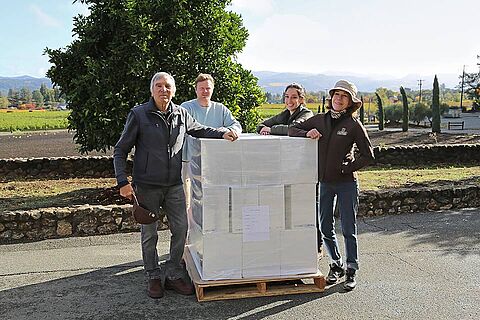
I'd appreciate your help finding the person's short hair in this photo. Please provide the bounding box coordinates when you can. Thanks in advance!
[150,72,176,95]
[284,82,306,99]
[195,73,215,87]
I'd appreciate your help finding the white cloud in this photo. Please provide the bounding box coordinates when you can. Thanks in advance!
[231,0,274,16]
[238,14,329,72]
[29,4,61,28]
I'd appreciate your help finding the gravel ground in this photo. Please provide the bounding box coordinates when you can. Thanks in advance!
[1,129,480,159]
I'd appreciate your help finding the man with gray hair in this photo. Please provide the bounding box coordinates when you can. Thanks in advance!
[114,71,238,299]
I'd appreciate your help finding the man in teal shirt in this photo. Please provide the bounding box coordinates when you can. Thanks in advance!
[181,73,242,174]
[181,73,242,230]
[181,73,242,133]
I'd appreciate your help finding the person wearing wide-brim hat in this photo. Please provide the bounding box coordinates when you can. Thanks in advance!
[289,79,375,291]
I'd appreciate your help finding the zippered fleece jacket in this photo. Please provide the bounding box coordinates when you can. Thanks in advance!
[256,105,313,135]
[289,112,375,182]
[113,98,227,187]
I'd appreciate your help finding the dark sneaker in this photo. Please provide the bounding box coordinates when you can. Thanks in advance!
[343,268,357,291]
[165,278,195,295]
[147,279,164,299]
[326,263,345,285]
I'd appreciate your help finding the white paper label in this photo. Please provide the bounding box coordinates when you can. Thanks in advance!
[242,205,270,242]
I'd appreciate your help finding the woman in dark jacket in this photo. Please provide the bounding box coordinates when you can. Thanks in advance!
[257,82,313,135]
[289,80,374,291]
[256,82,324,258]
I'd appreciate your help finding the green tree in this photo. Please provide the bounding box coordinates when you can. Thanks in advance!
[39,83,48,98]
[400,86,409,132]
[44,89,55,106]
[19,87,32,104]
[375,92,384,130]
[53,86,64,102]
[411,102,431,125]
[46,0,265,153]
[460,56,480,105]
[32,90,44,107]
[439,102,450,115]
[432,75,441,133]
[7,88,19,104]
[376,87,397,103]
[0,96,8,108]
[384,104,403,124]
[359,96,365,124]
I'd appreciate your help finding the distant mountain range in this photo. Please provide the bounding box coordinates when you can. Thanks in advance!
[0,76,51,95]
[252,71,462,94]
[0,72,461,96]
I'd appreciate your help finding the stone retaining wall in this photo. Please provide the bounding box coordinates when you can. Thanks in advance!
[1,184,479,244]
[1,144,479,181]
[0,156,129,181]
[0,205,168,244]
[359,184,480,216]
[372,144,480,167]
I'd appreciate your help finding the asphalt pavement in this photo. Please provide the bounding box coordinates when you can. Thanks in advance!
[1,208,479,320]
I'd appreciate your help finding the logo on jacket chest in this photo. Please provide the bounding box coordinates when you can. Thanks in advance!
[337,127,348,136]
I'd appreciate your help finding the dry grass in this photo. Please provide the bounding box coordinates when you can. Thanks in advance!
[1,166,479,211]
[358,165,480,191]
[0,178,120,212]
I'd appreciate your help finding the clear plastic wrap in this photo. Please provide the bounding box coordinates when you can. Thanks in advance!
[186,134,318,280]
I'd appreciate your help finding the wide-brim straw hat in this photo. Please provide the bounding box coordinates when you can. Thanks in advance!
[327,79,362,113]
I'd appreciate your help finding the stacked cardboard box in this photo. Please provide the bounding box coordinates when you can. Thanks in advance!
[186,134,318,280]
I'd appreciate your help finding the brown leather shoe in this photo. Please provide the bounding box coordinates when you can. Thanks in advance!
[165,278,194,295]
[147,279,164,299]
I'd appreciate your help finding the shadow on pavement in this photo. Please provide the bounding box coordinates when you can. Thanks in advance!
[359,208,480,256]
[0,260,346,320]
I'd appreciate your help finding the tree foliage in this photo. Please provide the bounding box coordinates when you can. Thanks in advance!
[46,0,265,153]
[0,96,8,108]
[32,90,44,107]
[359,96,365,124]
[410,102,430,125]
[384,104,403,124]
[463,71,480,104]
[375,92,384,130]
[432,75,441,133]
[400,86,409,132]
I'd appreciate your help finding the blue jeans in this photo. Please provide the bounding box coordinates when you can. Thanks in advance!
[135,183,188,280]
[319,181,359,270]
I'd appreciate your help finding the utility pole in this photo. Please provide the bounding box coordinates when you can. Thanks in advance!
[317,91,321,114]
[417,79,424,102]
[460,65,465,110]
[323,88,329,113]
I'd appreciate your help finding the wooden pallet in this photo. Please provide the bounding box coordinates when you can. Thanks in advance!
[184,249,326,302]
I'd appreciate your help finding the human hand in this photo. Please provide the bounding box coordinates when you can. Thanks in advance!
[119,183,134,200]
[259,126,271,135]
[306,129,322,139]
[223,130,238,141]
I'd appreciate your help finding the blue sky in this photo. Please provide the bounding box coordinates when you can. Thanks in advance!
[1,0,479,78]
[0,0,89,77]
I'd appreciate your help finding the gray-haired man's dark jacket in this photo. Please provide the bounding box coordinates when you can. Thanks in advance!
[113,98,227,187]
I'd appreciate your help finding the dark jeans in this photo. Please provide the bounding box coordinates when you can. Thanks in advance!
[319,181,359,270]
